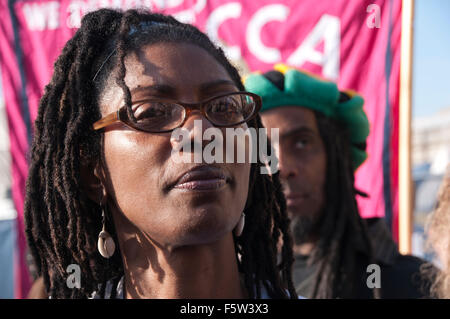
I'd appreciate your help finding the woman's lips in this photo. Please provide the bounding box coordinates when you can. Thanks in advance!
[172,166,229,191]
[174,179,227,190]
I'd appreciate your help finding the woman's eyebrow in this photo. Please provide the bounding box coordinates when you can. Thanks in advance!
[129,79,236,96]
[130,84,175,96]
[199,79,237,92]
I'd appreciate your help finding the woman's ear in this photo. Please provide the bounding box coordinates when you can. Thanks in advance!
[80,160,105,205]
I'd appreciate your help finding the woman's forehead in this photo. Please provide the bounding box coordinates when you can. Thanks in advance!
[123,42,235,93]
[99,42,238,114]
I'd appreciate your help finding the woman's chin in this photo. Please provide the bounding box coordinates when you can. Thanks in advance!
[162,208,236,247]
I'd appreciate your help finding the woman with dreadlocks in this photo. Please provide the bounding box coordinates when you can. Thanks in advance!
[24,9,297,299]
[245,64,434,299]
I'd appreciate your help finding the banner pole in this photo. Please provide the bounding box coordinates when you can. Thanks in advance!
[399,0,414,255]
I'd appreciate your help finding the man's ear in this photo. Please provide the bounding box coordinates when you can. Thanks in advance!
[80,159,105,205]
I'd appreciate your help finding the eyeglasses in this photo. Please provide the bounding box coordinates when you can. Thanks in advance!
[93,92,262,133]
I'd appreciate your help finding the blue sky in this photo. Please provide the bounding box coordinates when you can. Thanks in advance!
[413,0,450,118]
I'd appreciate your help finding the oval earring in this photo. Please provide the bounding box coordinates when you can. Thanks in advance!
[234,213,246,237]
[97,205,115,258]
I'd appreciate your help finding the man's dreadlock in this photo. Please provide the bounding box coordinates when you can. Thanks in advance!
[309,112,380,299]
[24,8,297,299]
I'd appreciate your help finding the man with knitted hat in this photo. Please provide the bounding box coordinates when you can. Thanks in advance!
[244,65,434,299]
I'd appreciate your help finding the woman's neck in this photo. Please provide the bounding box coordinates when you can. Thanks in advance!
[115,220,246,299]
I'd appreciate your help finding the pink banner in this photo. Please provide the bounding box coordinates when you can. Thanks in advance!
[0,0,400,297]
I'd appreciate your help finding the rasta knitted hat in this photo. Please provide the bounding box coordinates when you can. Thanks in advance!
[243,64,370,170]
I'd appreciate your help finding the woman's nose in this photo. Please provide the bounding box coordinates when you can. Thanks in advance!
[183,109,215,134]
[170,110,216,159]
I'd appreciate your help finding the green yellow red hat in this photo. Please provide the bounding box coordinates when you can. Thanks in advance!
[243,64,369,169]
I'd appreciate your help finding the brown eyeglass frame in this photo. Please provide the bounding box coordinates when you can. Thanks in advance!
[92,91,262,133]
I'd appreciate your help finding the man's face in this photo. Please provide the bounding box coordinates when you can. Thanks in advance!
[261,106,327,242]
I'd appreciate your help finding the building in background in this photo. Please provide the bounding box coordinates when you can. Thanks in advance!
[413,107,450,170]
[412,106,450,260]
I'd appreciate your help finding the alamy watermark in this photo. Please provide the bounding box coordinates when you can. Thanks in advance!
[366,4,381,29]
[170,120,279,175]
[66,264,81,289]
[65,262,381,290]
[366,263,381,289]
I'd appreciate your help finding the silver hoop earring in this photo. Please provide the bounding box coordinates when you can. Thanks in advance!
[234,213,245,237]
[97,205,115,258]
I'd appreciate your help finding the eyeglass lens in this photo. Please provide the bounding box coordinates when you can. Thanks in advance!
[129,93,256,132]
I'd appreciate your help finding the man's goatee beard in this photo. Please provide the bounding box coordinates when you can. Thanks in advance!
[290,213,320,245]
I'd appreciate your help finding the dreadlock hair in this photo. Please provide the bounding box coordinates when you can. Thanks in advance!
[24,8,297,299]
[262,70,380,299]
[311,112,380,299]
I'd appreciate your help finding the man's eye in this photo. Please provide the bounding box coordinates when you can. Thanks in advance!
[295,139,308,149]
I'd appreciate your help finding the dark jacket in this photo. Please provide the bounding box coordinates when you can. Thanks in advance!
[293,218,437,299]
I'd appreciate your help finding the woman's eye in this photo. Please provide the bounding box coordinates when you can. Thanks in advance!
[134,102,167,120]
[215,103,226,112]
[210,97,242,114]
[213,102,232,113]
